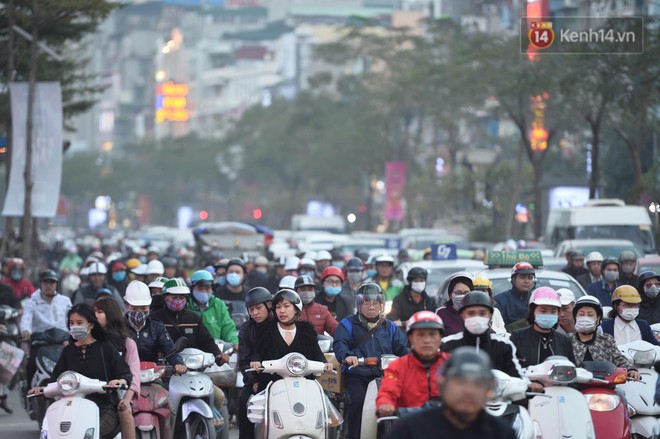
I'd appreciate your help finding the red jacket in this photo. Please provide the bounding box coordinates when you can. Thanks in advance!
[1,277,36,299]
[376,352,450,410]
[299,301,338,336]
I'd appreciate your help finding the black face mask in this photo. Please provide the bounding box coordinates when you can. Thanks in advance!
[150,294,165,311]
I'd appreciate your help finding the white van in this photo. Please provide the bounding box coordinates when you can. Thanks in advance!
[545,199,657,255]
[291,214,346,234]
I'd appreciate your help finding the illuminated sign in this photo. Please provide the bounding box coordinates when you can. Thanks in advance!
[530,93,549,151]
[155,81,189,123]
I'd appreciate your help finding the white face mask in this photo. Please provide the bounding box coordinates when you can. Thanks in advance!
[620,308,639,322]
[464,316,490,335]
[575,316,598,334]
[411,282,426,293]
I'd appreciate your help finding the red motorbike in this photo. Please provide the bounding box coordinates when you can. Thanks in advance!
[133,361,172,439]
[579,360,631,439]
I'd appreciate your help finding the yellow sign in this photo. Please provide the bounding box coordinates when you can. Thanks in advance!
[155,81,189,124]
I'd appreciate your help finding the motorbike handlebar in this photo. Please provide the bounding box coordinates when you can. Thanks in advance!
[103,384,129,391]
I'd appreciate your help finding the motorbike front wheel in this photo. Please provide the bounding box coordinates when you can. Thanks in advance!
[184,413,216,439]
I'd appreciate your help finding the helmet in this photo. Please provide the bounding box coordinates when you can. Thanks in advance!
[611,285,641,305]
[316,250,332,262]
[279,275,297,289]
[284,256,300,271]
[9,258,25,269]
[511,262,535,277]
[346,257,364,271]
[273,289,303,312]
[585,251,604,264]
[375,255,395,265]
[556,288,576,306]
[294,275,316,290]
[162,256,178,268]
[447,272,474,295]
[148,276,168,289]
[529,287,561,308]
[321,266,345,282]
[214,259,229,270]
[245,287,273,308]
[601,257,620,272]
[226,257,246,273]
[572,295,603,320]
[146,260,165,275]
[191,270,214,287]
[356,282,385,306]
[406,267,428,282]
[299,258,316,270]
[147,246,161,256]
[88,262,107,275]
[472,274,493,292]
[638,271,660,291]
[254,256,269,266]
[406,311,444,334]
[110,261,127,272]
[39,269,59,282]
[619,250,637,263]
[162,278,190,295]
[125,281,152,306]
[355,248,370,261]
[440,347,494,383]
[126,258,141,270]
[459,291,494,313]
[132,264,148,276]
[569,250,585,260]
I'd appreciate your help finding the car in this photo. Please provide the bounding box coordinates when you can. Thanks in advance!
[638,255,660,275]
[553,239,643,259]
[396,259,487,299]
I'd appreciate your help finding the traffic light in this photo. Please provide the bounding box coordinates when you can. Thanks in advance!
[253,208,262,220]
[199,210,209,221]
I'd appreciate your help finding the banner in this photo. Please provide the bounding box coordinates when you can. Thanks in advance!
[3,82,63,218]
[385,162,406,222]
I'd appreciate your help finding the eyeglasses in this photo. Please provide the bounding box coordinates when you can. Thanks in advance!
[452,290,470,296]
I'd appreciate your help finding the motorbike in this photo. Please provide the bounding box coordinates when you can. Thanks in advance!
[485,369,534,439]
[0,304,22,413]
[246,352,343,439]
[525,355,597,439]
[204,340,235,439]
[133,361,172,439]
[618,340,660,438]
[355,354,399,439]
[579,360,632,439]
[29,370,127,439]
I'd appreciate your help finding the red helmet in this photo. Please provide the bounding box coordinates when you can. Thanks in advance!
[511,262,535,277]
[406,311,445,335]
[321,266,345,282]
[9,258,25,270]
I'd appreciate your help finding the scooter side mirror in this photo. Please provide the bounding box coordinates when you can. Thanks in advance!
[173,337,189,353]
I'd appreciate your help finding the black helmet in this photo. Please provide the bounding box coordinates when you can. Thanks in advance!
[637,271,660,291]
[619,250,637,263]
[245,287,273,308]
[459,291,494,314]
[346,257,364,271]
[572,295,603,320]
[226,257,246,273]
[294,275,316,290]
[601,257,621,272]
[273,289,303,312]
[406,267,428,282]
[440,346,494,383]
[356,282,385,306]
[354,247,370,261]
[39,269,59,282]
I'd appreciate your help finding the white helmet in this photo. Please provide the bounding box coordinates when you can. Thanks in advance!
[556,288,576,306]
[316,250,332,262]
[585,251,604,264]
[88,262,107,275]
[125,280,152,306]
[299,258,316,269]
[279,275,297,289]
[132,264,148,276]
[375,254,395,264]
[284,256,300,271]
[147,260,165,275]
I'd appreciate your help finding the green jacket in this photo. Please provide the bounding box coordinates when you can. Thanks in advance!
[187,295,238,344]
[366,276,404,302]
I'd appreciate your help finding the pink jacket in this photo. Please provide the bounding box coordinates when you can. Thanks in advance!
[124,337,140,396]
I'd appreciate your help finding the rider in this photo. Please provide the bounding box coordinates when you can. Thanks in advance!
[147,276,168,311]
[342,257,365,302]
[601,285,659,345]
[555,288,577,335]
[494,262,536,327]
[387,267,437,327]
[333,282,410,439]
[72,262,125,312]
[295,275,338,336]
[472,274,507,336]
[315,266,354,321]
[561,250,588,279]
[214,257,249,302]
[187,270,238,347]
[638,271,660,324]
[2,258,35,299]
[436,272,473,337]
[442,291,524,378]
[619,250,639,287]
[587,257,623,306]
[577,251,603,289]
[376,311,448,416]
[366,255,403,301]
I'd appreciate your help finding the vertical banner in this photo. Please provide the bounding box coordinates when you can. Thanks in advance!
[3,82,63,218]
[385,162,406,222]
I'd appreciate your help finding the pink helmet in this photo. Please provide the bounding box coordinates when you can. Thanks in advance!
[529,286,561,308]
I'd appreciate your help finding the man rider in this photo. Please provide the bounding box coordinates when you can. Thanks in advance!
[315,266,353,321]
[295,275,338,336]
[366,255,403,301]
[556,288,576,335]
[2,258,35,299]
[72,262,125,312]
[619,251,639,287]
[561,250,588,279]
[387,267,437,327]
[187,270,238,347]
[587,257,623,306]
[214,258,249,302]
[577,252,603,290]
[494,262,536,327]
[342,257,365,303]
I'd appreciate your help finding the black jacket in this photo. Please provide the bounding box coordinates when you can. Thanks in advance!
[149,308,220,356]
[252,319,326,392]
[621,273,639,287]
[639,293,660,325]
[73,284,125,312]
[315,291,353,322]
[561,265,588,279]
[214,285,248,302]
[387,286,437,323]
[510,326,575,368]
[442,331,524,378]
[127,316,183,366]
[237,317,273,386]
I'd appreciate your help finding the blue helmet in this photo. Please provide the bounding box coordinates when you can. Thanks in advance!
[191,269,214,287]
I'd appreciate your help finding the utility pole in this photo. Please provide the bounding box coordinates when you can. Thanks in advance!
[1,0,16,259]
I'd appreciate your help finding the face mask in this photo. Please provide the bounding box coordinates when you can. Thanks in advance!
[300,270,315,278]
[226,272,242,287]
[644,285,660,298]
[127,310,148,329]
[256,267,268,274]
[300,291,316,305]
[366,269,377,278]
[10,270,22,281]
[112,271,127,282]
[325,286,342,297]
[452,295,465,311]
[193,289,212,304]
[535,314,558,330]
[215,276,226,287]
[464,316,490,335]
[347,272,362,284]
[620,308,639,321]
[411,282,426,293]
[69,325,90,341]
[164,295,187,312]
[603,271,619,282]
[333,261,345,269]
[622,265,635,275]
[575,316,598,334]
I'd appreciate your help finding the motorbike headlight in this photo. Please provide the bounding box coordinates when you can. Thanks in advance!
[286,354,308,376]
[181,353,204,370]
[630,349,656,367]
[57,372,80,396]
[549,365,576,384]
[585,393,620,412]
[140,368,155,383]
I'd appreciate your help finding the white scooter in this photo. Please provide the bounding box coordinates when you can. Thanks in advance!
[486,369,534,439]
[525,355,596,439]
[30,370,126,439]
[618,340,660,438]
[358,355,399,439]
[169,347,218,438]
[246,352,343,439]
